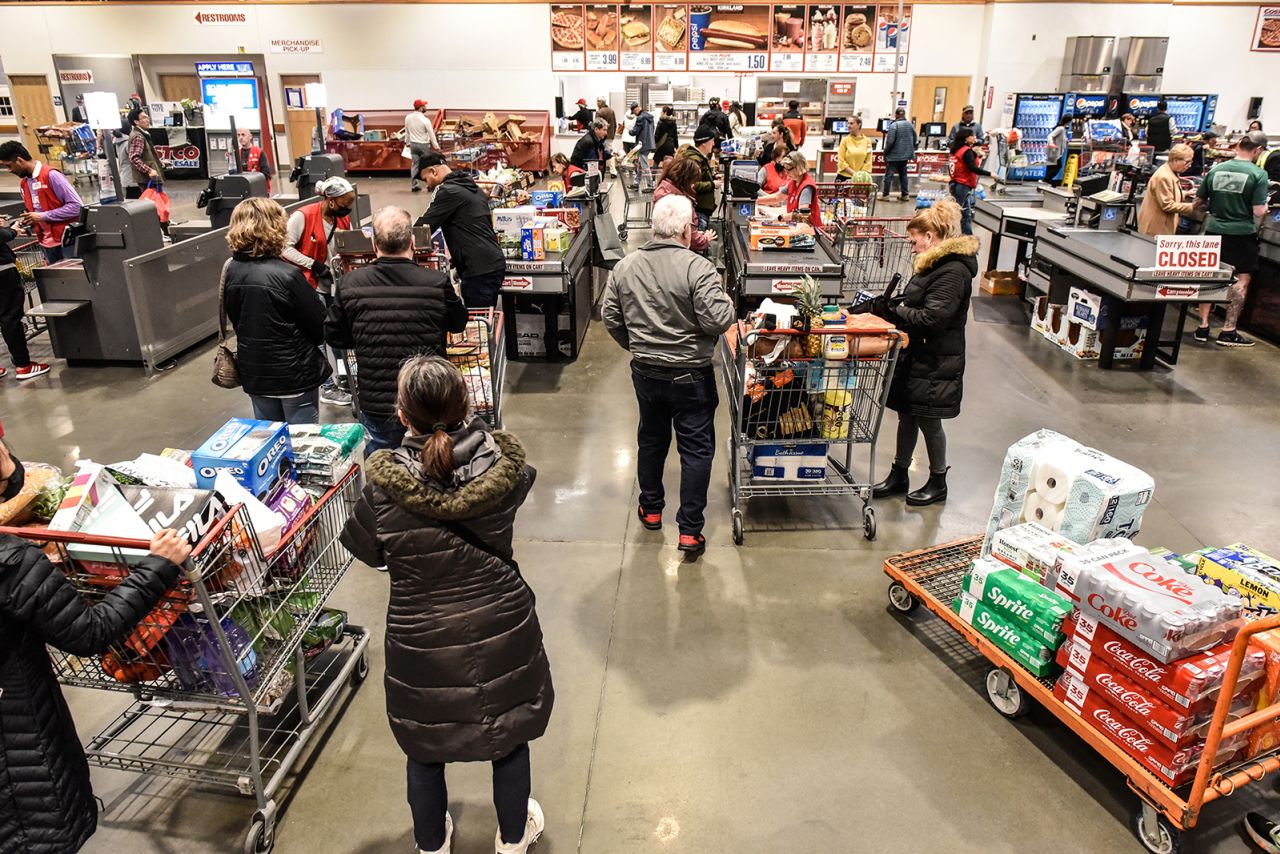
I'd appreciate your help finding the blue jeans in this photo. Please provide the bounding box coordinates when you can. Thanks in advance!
[250,390,320,425]
[950,182,974,235]
[360,412,407,458]
[883,161,910,197]
[460,270,504,308]
[631,362,718,536]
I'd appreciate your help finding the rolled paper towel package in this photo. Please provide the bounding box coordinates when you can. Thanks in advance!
[963,557,1072,646]
[952,591,1057,676]
[1032,458,1074,504]
[989,522,1080,587]
[1055,540,1245,663]
[1021,490,1065,531]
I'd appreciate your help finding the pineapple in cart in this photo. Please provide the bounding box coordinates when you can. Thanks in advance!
[793,274,825,358]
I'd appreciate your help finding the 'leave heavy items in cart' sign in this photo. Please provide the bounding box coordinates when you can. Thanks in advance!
[1153,235,1222,279]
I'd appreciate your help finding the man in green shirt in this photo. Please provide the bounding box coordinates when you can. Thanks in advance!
[1195,131,1270,347]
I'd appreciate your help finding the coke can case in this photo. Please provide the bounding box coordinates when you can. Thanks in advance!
[1053,540,1244,664]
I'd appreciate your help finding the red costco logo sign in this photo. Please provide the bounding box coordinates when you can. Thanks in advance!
[194,11,247,24]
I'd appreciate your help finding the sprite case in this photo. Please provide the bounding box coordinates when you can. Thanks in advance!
[962,558,1072,647]
[953,591,1059,677]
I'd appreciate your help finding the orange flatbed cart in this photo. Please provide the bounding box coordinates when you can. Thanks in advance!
[883,536,1280,854]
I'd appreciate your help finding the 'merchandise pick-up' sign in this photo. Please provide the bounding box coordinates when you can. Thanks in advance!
[1153,235,1222,278]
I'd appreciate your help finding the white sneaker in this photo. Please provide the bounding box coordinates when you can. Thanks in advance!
[494,799,544,854]
[418,811,453,854]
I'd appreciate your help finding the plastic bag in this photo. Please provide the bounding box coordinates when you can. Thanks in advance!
[141,182,171,223]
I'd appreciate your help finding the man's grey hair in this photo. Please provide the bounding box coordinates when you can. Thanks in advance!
[1241,130,1268,152]
[591,118,608,131]
[373,206,413,256]
[652,195,693,239]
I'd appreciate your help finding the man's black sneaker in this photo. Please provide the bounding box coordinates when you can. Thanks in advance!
[1216,330,1256,348]
[1193,326,1210,343]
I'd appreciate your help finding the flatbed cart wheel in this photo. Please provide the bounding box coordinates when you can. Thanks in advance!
[732,510,744,545]
[1131,804,1181,854]
[985,667,1031,718]
[244,815,274,854]
[351,648,370,686]
[887,581,918,614]
[618,226,628,241]
[863,507,877,541]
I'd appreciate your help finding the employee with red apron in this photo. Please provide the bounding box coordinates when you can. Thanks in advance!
[759,151,823,231]
[0,141,83,264]
[948,129,992,235]
[235,128,272,192]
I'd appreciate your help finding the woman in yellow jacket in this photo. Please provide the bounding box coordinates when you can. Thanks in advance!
[836,116,873,181]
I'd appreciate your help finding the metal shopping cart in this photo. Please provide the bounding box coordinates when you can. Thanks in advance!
[720,320,904,544]
[1,465,369,854]
[831,217,915,300]
[816,180,877,225]
[615,161,653,241]
[448,308,506,428]
[13,238,49,341]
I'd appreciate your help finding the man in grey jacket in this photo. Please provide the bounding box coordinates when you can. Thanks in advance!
[602,194,735,557]
[629,102,656,189]
[883,108,919,201]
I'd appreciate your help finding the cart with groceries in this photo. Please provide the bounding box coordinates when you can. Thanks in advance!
[720,307,904,544]
[815,180,877,225]
[881,427,1280,853]
[3,457,369,854]
[13,237,49,340]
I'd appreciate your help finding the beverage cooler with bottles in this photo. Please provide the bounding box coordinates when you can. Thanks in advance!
[1119,93,1218,134]
[1007,93,1066,181]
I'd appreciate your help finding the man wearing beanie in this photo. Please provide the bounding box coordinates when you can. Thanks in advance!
[683,127,719,228]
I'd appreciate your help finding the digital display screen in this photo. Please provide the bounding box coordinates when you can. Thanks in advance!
[831,120,849,134]
[201,78,260,131]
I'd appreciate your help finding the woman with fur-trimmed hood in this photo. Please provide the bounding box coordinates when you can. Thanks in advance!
[341,355,552,854]
[865,199,978,507]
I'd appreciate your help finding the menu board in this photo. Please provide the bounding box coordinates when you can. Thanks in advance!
[1253,6,1280,51]
[551,4,587,70]
[872,3,910,72]
[805,5,841,71]
[838,4,874,72]
[653,3,689,70]
[770,5,806,72]
[619,4,655,69]
[687,4,770,71]
[585,5,621,69]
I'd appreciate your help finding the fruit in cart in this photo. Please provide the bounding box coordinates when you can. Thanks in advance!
[793,275,826,358]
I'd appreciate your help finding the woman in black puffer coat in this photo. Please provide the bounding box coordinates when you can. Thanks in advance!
[0,442,191,854]
[341,355,552,854]
[223,198,331,425]
[870,199,977,507]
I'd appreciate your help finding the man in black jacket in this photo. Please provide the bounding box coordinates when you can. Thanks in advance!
[569,119,612,172]
[414,152,507,308]
[327,206,469,455]
[698,96,732,142]
[1146,101,1174,154]
[0,440,191,854]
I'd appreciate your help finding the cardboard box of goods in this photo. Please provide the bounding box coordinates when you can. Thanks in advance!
[192,418,294,498]
[1067,286,1105,330]
[1196,545,1280,614]
[492,205,539,237]
[520,222,546,261]
[980,270,1021,296]
[543,225,571,253]
[1030,296,1053,334]
[750,443,828,481]
[540,207,582,232]
[989,522,1080,586]
[530,189,564,208]
[961,557,1072,646]
[1060,316,1146,361]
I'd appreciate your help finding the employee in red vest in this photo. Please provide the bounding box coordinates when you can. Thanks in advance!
[0,141,83,264]
[948,128,992,235]
[234,128,272,192]
[282,175,356,406]
[758,151,823,232]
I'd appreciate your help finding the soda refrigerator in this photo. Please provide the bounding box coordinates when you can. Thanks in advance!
[1120,93,1219,135]
[1006,93,1066,181]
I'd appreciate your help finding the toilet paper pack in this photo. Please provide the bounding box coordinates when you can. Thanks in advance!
[1056,541,1245,664]
[989,522,1080,586]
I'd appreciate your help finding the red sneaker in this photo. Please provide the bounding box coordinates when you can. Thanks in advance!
[637,505,662,531]
[677,533,706,556]
[15,363,49,381]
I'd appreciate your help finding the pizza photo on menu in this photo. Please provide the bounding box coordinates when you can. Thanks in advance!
[1256,7,1280,50]
[551,6,586,50]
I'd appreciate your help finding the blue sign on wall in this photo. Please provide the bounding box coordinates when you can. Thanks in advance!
[195,61,254,77]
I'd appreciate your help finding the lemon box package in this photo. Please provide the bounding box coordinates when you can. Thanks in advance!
[1196,545,1280,614]
[962,557,1072,646]
[192,418,294,498]
[952,591,1057,676]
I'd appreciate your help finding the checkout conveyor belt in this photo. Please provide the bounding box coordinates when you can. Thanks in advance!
[726,222,844,305]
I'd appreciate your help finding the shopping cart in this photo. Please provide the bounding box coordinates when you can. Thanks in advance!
[1,466,370,854]
[449,307,506,428]
[615,161,654,241]
[884,536,1280,854]
[720,321,904,544]
[13,238,49,341]
[831,217,915,300]
[816,180,877,225]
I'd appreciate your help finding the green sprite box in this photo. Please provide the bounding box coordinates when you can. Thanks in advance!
[962,557,1072,647]
[952,591,1059,677]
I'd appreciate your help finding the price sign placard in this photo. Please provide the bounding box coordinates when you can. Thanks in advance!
[551,4,587,69]
[653,3,689,69]
[689,50,768,71]
[585,4,621,69]
[837,4,873,71]
[771,4,806,72]
[1154,235,1223,280]
[687,3,770,70]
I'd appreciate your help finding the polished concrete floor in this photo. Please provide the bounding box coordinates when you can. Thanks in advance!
[3,174,1280,853]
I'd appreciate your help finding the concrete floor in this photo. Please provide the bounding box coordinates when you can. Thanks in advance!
[3,173,1280,853]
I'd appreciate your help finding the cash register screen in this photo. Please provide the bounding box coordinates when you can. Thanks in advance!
[831,120,849,134]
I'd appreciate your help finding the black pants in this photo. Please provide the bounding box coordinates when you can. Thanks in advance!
[407,743,530,851]
[0,268,30,367]
[631,362,717,535]
[893,413,947,474]
[460,270,504,308]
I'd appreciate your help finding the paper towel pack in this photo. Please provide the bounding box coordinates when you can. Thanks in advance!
[981,430,1155,554]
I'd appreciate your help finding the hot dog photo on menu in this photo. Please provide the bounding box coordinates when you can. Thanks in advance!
[688,4,771,51]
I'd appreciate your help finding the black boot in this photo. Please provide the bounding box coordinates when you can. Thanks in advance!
[906,468,949,506]
[872,464,910,498]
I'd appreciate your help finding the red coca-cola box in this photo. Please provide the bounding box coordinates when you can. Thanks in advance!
[1065,611,1263,711]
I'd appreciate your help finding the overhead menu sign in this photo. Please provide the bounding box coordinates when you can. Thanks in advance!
[1153,235,1223,281]
[196,61,255,77]
[770,5,806,72]
[619,4,654,70]
[551,4,587,70]
[687,4,770,72]
[652,3,689,70]
[585,4,621,70]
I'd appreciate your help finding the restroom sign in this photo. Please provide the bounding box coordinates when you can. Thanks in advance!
[1154,235,1222,278]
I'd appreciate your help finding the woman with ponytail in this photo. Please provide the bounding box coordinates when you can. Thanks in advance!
[341,355,552,854]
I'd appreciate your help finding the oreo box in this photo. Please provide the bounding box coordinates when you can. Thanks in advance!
[193,418,294,498]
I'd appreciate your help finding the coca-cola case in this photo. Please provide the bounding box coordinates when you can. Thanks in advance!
[1055,541,1244,663]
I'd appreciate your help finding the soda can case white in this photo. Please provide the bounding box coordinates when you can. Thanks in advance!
[1055,540,1244,664]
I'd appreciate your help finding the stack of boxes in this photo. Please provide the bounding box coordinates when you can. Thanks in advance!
[1029,287,1147,361]
[491,191,581,261]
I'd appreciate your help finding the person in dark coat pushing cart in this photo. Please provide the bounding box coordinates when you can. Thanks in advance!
[341,355,552,854]
[862,198,978,507]
[0,440,192,854]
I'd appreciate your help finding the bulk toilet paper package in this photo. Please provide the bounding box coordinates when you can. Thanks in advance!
[981,429,1155,554]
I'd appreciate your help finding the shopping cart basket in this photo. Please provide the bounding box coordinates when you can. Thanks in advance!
[720,321,903,544]
[615,161,654,241]
[816,180,877,225]
[13,238,48,341]
[449,307,506,428]
[2,466,370,854]
[831,217,915,300]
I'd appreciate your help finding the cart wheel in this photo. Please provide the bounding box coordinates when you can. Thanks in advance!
[887,581,918,615]
[244,816,274,854]
[351,649,370,686]
[863,507,877,541]
[618,226,628,241]
[985,667,1031,718]
[1131,805,1181,854]
[732,511,744,546]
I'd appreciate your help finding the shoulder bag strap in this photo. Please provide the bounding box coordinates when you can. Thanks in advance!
[217,258,234,343]
[438,518,524,581]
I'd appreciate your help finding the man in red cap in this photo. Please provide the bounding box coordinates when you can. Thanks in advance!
[568,98,594,132]
[404,99,439,192]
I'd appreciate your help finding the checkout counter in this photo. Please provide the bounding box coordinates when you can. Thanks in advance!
[169,173,270,242]
[500,213,594,361]
[725,220,843,309]
[974,185,1074,277]
[1241,207,1280,345]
